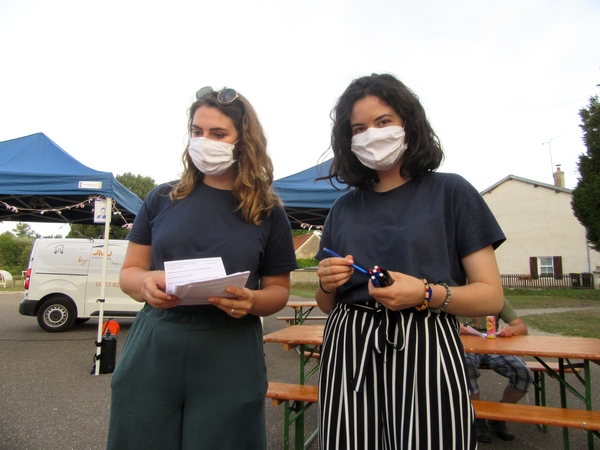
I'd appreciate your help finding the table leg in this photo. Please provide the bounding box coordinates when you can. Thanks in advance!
[584,360,595,450]
[295,406,305,449]
[291,305,317,325]
[533,371,548,433]
[558,358,570,449]
[284,401,290,450]
[296,344,306,449]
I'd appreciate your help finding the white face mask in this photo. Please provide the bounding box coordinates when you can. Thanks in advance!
[188,137,237,176]
[350,126,408,171]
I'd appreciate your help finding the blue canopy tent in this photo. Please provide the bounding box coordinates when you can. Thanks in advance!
[272,159,350,229]
[0,132,142,374]
[0,133,142,226]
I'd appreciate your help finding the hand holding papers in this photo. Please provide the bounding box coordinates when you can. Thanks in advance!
[164,257,250,305]
[463,323,487,338]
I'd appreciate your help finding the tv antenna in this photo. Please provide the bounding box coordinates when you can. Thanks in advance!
[542,136,560,178]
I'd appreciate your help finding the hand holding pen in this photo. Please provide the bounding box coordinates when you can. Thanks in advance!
[323,248,369,275]
[317,248,365,296]
[323,248,393,288]
[322,248,429,311]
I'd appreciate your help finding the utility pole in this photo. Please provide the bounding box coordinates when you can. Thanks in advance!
[542,136,560,181]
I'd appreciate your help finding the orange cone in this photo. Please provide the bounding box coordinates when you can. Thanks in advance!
[102,320,120,336]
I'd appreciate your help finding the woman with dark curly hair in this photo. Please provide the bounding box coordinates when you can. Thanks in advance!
[107,87,297,449]
[315,73,505,449]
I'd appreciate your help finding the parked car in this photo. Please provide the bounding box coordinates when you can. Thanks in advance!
[19,239,142,332]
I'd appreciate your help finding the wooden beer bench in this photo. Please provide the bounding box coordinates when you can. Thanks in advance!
[276,316,327,326]
[267,382,319,450]
[472,400,600,432]
[480,360,582,431]
[266,382,600,446]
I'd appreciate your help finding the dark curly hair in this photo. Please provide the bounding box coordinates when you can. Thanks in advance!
[323,73,444,190]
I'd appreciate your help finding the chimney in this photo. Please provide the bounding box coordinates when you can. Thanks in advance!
[553,166,565,188]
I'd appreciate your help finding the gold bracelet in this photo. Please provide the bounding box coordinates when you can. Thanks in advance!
[430,282,452,314]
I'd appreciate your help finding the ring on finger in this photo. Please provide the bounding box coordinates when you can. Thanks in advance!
[231,308,235,315]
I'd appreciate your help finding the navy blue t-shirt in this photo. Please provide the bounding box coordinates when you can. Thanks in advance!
[128,182,298,313]
[316,172,505,305]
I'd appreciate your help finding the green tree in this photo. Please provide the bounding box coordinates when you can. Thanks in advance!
[0,231,34,275]
[116,172,156,201]
[67,173,156,240]
[13,222,40,239]
[572,89,600,251]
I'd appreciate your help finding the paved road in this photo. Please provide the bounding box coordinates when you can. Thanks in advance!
[1,292,598,449]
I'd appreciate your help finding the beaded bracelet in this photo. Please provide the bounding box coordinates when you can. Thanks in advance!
[415,279,433,311]
[319,278,334,294]
[430,282,452,314]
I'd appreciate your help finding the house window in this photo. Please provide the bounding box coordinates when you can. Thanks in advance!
[539,257,554,277]
[529,256,563,279]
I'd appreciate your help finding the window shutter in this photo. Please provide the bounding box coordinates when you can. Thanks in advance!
[553,256,563,279]
[529,257,538,279]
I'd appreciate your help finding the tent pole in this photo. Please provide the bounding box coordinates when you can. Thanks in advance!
[94,197,112,375]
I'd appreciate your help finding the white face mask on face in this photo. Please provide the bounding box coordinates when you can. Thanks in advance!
[188,137,237,176]
[350,126,408,171]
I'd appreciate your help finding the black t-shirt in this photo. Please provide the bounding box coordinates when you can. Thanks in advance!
[316,172,505,305]
[128,182,298,313]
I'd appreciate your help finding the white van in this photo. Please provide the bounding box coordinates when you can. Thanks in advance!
[19,239,142,332]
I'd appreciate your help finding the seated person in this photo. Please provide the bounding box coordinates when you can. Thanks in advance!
[458,298,534,443]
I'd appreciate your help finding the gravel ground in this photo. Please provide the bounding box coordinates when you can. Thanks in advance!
[1,292,598,449]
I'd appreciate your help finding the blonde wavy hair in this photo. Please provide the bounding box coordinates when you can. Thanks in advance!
[169,89,281,225]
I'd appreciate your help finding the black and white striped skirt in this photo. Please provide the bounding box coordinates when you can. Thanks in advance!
[318,301,476,450]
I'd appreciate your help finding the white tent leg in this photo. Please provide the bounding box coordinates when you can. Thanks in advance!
[94,197,112,375]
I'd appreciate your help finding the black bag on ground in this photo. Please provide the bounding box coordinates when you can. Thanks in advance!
[91,332,117,374]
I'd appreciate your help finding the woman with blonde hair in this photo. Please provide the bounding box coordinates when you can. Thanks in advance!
[107,86,297,449]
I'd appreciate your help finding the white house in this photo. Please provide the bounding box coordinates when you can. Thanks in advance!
[480,170,600,288]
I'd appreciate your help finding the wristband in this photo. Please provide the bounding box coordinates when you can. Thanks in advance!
[319,278,334,295]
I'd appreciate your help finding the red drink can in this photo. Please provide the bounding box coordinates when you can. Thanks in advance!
[486,316,496,338]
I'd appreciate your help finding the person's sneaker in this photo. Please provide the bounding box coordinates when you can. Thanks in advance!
[488,420,515,441]
[476,418,491,443]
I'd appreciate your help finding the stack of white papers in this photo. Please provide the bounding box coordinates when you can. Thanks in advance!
[164,257,250,305]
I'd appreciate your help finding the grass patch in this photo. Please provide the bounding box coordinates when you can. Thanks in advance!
[505,296,600,309]
[524,309,600,339]
[0,286,24,293]
[290,283,317,299]
[288,284,600,337]
[505,288,600,309]
[289,285,600,305]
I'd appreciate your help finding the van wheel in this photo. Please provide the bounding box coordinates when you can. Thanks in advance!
[37,297,77,332]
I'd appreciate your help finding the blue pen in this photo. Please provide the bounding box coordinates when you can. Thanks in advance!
[323,248,370,275]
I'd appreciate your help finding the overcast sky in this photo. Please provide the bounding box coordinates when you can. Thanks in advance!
[1,0,599,236]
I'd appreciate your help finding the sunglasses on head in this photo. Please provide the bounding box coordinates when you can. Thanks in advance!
[195,86,239,104]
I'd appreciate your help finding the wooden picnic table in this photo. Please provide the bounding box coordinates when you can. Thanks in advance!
[266,325,600,449]
[284,299,319,325]
[264,324,323,449]
[462,334,600,449]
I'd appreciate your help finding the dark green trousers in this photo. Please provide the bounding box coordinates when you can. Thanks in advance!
[107,305,267,450]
